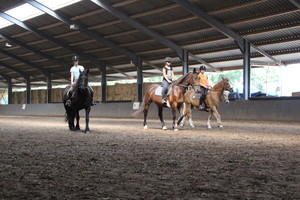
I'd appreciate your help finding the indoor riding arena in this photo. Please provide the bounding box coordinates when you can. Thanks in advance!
[0,0,299,199]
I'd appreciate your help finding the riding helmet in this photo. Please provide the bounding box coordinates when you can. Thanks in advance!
[199,65,206,71]
[165,56,172,63]
[72,55,79,61]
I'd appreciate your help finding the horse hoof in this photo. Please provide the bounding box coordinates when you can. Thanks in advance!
[207,126,212,129]
[174,128,178,131]
[191,125,195,128]
[162,126,167,130]
[85,129,91,133]
[218,125,223,128]
[69,127,76,131]
[143,125,148,130]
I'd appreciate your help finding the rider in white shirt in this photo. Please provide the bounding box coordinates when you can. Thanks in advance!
[70,55,84,84]
[65,56,94,106]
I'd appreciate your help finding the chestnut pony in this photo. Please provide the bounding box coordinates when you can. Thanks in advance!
[177,77,233,129]
[132,68,199,131]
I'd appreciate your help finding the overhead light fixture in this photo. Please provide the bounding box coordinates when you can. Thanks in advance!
[5,42,12,48]
[70,23,79,30]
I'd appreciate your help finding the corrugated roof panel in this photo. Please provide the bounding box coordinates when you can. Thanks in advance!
[213,0,295,24]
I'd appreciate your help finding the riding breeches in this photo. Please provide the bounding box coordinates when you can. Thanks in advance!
[161,79,170,99]
[199,86,208,104]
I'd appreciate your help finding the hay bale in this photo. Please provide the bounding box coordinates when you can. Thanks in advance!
[41,90,47,103]
[114,83,123,95]
[93,86,101,101]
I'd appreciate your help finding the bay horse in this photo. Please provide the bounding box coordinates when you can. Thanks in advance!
[62,69,93,133]
[131,68,200,131]
[177,77,233,129]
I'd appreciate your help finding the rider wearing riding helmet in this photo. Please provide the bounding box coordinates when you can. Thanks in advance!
[66,56,94,106]
[198,65,211,111]
[70,55,84,85]
[161,56,177,107]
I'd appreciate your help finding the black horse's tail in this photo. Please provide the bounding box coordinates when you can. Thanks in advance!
[64,112,69,122]
[64,106,73,122]
[130,100,145,118]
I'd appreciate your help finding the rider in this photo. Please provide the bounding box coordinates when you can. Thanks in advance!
[65,56,94,106]
[161,56,176,107]
[198,65,212,111]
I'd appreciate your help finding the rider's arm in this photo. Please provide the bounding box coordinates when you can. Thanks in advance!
[70,72,74,84]
[163,68,171,83]
[171,70,177,81]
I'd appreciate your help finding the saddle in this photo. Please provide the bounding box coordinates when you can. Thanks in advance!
[192,89,210,100]
[154,85,172,96]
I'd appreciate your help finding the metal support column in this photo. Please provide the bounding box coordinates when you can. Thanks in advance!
[136,57,143,102]
[25,75,31,104]
[101,65,107,102]
[7,77,12,104]
[243,39,251,100]
[47,74,52,103]
[182,49,189,74]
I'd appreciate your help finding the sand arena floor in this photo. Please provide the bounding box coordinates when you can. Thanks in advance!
[0,115,299,199]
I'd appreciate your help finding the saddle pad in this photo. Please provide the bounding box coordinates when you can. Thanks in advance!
[155,85,172,96]
[192,92,201,100]
[155,86,163,96]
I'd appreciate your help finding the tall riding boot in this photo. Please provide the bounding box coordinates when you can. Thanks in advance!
[199,96,205,109]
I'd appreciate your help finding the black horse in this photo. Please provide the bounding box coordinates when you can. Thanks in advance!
[63,69,93,133]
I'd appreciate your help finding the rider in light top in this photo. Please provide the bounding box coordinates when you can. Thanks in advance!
[65,56,85,106]
[70,55,84,84]
[198,65,212,110]
[161,56,177,106]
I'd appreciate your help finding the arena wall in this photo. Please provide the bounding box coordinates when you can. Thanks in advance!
[0,99,300,122]
[11,83,157,104]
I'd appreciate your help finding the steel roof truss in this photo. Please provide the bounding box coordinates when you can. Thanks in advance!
[25,0,140,65]
[174,0,281,66]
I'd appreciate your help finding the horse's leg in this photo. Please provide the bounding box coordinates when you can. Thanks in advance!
[66,107,76,131]
[84,107,91,133]
[75,110,80,130]
[184,102,195,128]
[158,106,167,130]
[143,103,150,129]
[207,110,213,129]
[178,102,190,127]
[211,106,223,128]
[176,103,184,127]
[172,107,178,131]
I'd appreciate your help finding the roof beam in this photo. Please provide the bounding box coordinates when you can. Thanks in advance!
[0,60,29,79]
[0,32,69,79]
[25,0,140,65]
[0,72,11,83]
[0,49,49,77]
[174,0,281,65]
[0,11,132,78]
[90,0,220,71]
[89,0,184,59]
[0,11,103,67]
[289,0,300,9]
